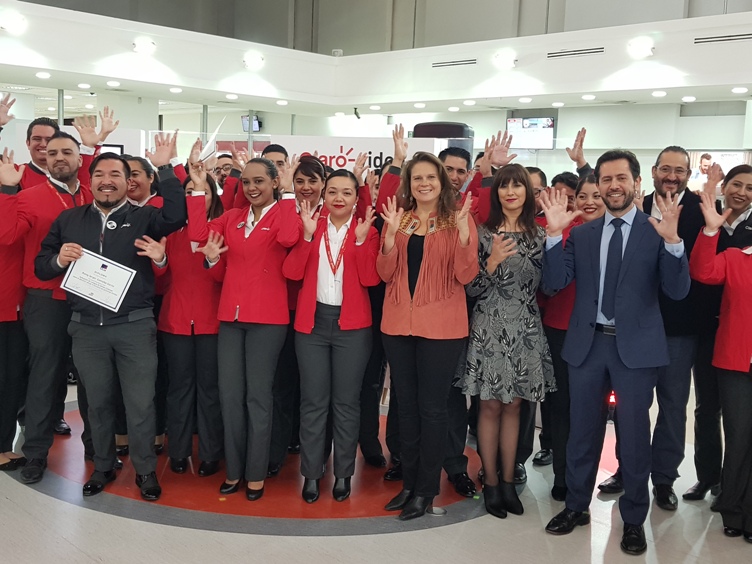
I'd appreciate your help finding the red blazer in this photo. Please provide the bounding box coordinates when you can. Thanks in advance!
[541,223,578,330]
[156,227,224,335]
[19,153,95,191]
[690,230,752,372]
[0,180,93,299]
[187,197,301,324]
[0,242,25,322]
[283,218,380,334]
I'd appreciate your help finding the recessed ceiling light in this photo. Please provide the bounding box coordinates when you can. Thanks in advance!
[519,97,532,103]
[552,102,565,107]
[652,90,667,97]
[682,96,696,103]
[582,94,596,101]
[106,81,120,87]
[243,50,265,71]
[36,72,51,79]
[132,36,156,55]
[334,112,346,117]
[627,36,654,60]
[463,100,476,106]
[492,49,517,70]
[47,107,55,111]
[448,106,460,112]
[369,105,381,111]
[85,104,94,109]
[77,83,91,89]
[276,100,288,106]
[732,87,748,94]
[2,86,30,90]
[0,9,28,36]
[225,94,238,100]
[169,87,182,94]
[64,95,73,100]
[414,102,426,109]
[159,101,167,105]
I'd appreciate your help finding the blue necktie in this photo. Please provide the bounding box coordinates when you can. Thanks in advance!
[601,218,624,321]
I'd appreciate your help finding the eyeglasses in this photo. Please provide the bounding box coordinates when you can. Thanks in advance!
[657,166,688,176]
[213,164,233,174]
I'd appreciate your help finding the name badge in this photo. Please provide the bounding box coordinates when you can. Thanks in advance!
[106,220,117,230]
[237,222,245,229]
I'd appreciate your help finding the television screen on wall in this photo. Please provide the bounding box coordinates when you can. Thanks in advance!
[506,117,555,150]
[241,114,261,133]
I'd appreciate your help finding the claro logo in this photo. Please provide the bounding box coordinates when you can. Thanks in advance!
[302,146,393,170]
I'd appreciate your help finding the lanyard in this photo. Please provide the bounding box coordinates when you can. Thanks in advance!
[48,181,82,209]
[323,227,348,276]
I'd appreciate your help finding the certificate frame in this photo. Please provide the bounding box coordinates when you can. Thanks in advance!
[61,249,137,313]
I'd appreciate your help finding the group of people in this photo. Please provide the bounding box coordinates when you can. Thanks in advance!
[1,92,751,556]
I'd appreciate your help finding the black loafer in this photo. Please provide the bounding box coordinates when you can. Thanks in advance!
[0,457,26,471]
[219,480,240,495]
[513,463,527,485]
[448,472,476,497]
[83,470,116,496]
[287,442,301,454]
[114,457,123,470]
[364,454,387,468]
[743,531,752,543]
[266,463,281,477]
[170,458,188,474]
[333,477,351,501]
[198,460,220,477]
[398,496,432,521]
[621,524,647,555]
[385,488,413,511]
[723,526,742,537]
[19,458,47,484]
[53,419,71,435]
[384,460,402,482]
[115,445,129,457]
[653,484,678,511]
[545,508,591,535]
[598,472,624,494]
[135,472,162,501]
[682,481,720,501]
[551,484,568,502]
[246,485,264,501]
[302,478,320,503]
[533,448,553,466]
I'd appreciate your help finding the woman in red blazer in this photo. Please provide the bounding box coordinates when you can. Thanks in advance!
[691,190,752,543]
[283,169,380,503]
[157,170,225,478]
[187,158,301,501]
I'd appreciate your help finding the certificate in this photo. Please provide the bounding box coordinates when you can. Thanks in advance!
[61,249,136,312]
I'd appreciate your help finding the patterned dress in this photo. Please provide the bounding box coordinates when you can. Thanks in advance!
[458,225,555,403]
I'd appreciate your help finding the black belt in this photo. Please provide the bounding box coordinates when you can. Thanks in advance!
[595,323,616,336]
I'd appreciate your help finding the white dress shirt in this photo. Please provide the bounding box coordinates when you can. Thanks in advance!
[316,216,352,306]
[650,189,686,221]
[723,207,752,236]
[244,201,276,238]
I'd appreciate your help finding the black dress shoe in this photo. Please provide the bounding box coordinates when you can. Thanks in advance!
[333,477,351,501]
[533,448,553,466]
[287,442,301,454]
[219,480,240,494]
[246,485,264,501]
[135,472,162,501]
[500,481,523,515]
[653,484,678,511]
[83,470,116,497]
[743,531,752,543]
[53,419,71,435]
[513,462,527,485]
[153,443,164,455]
[115,445,129,457]
[483,484,507,519]
[723,526,742,537]
[266,463,281,477]
[19,458,47,484]
[448,472,476,497]
[710,495,721,512]
[385,488,413,511]
[551,484,567,502]
[682,481,720,501]
[198,460,220,477]
[0,457,26,471]
[170,458,188,474]
[114,457,123,470]
[398,496,432,521]
[598,471,624,494]
[364,454,387,468]
[621,524,647,555]
[302,478,320,503]
[384,460,402,482]
[545,508,591,535]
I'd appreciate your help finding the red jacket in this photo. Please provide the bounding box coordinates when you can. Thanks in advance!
[156,227,224,335]
[187,197,301,324]
[0,180,93,299]
[541,223,578,330]
[283,217,380,333]
[19,153,95,191]
[690,230,752,372]
[0,242,25,322]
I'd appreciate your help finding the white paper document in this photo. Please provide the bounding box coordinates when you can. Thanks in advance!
[61,249,136,312]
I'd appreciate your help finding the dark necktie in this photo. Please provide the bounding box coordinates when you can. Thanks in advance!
[601,218,624,321]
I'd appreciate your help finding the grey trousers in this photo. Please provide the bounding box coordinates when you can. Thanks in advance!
[296,303,371,479]
[218,321,287,482]
[69,318,158,475]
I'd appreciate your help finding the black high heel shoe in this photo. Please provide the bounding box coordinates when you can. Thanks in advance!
[501,481,524,515]
[219,480,241,495]
[302,478,320,503]
[332,477,351,501]
[398,496,433,521]
[483,483,507,519]
[246,484,264,501]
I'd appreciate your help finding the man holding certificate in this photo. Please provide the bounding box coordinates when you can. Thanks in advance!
[34,138,186,501]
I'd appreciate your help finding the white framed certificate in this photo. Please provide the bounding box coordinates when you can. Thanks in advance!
[61,249,136,312]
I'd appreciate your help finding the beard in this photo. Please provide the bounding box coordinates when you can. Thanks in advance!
[603,189,634,213]
[51,169,77,184]
[95,196,125,209]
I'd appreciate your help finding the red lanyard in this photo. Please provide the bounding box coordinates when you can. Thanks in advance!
[48,181,83,209]
[323,227,348,276]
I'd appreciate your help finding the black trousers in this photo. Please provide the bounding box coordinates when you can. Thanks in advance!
[382,335,465,497]
[269,312,300,468]
[692,328,723,485]
[0,320,28,452]
[443,384,469,476]
[545,326,570,487]
[516,400,537,465]
[539,398,553,450]
[162,331,224,462]
[358,314,387,459]
[717,368,752,531]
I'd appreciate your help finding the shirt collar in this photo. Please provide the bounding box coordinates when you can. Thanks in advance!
[49,176,80,195]
[246,200,277,224]
[92,198,129,219]
[128,193,156,207]
[604,204,637,228]
[295,198,324,215]
[327,214,353,233]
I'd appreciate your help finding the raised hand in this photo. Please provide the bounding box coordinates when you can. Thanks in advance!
[189,137,203,165]
[392,124,408,167]
[633,188,645,212]
[380,195,404,237]
[188,161,208,188]
[73,113,100,148]
[230,142,247,172]
[0,148,24,186]
[134,235,167,262]
[648,192,683,244]
[146,131,178,168]
[698,190,731,233]
[478,137,495,178]
[196,231,228,263]
[540,189,582,237]
[98,106,120,143]
[299,199,320,240]
[0,93,16,127]
[487,233,517,273]
[58,242,84,267]
[355,206,376,243]
[279,154,298,193]
[489,130,517,167]
[352,152,368,184]
[565,128,587,168]
[703,163,724,197]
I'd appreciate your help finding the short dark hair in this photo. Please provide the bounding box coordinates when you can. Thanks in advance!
[438,147,472,170]
[246,157,279,180]
[48,131,80,148]
[216,153,232,161]
[526,166,547,187]
[89,153,131,177]
[26,117,59,142]
[594,150,640,183]
[700,153,712,161]
[654,146,690,168]
[474,152,485,163]
[722,164,752,188]
[575,174,597,195]
[294,155,327,181]
[551,171,579,191]
[261,144,288,158]
[324,169,360,191]
[126,156,159,195]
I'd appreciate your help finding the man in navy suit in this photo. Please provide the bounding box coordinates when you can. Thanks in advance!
[540,150,691,556]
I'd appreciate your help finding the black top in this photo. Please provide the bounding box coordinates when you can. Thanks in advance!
[407,234,425,298]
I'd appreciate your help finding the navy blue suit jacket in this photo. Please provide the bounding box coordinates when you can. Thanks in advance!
[542,209,690,369]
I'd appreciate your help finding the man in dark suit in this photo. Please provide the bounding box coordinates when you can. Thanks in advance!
[540,150,691,556]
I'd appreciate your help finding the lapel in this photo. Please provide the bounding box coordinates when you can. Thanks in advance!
[241,203,278,243]
[589,216,604,292]
[618,210,648,286]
